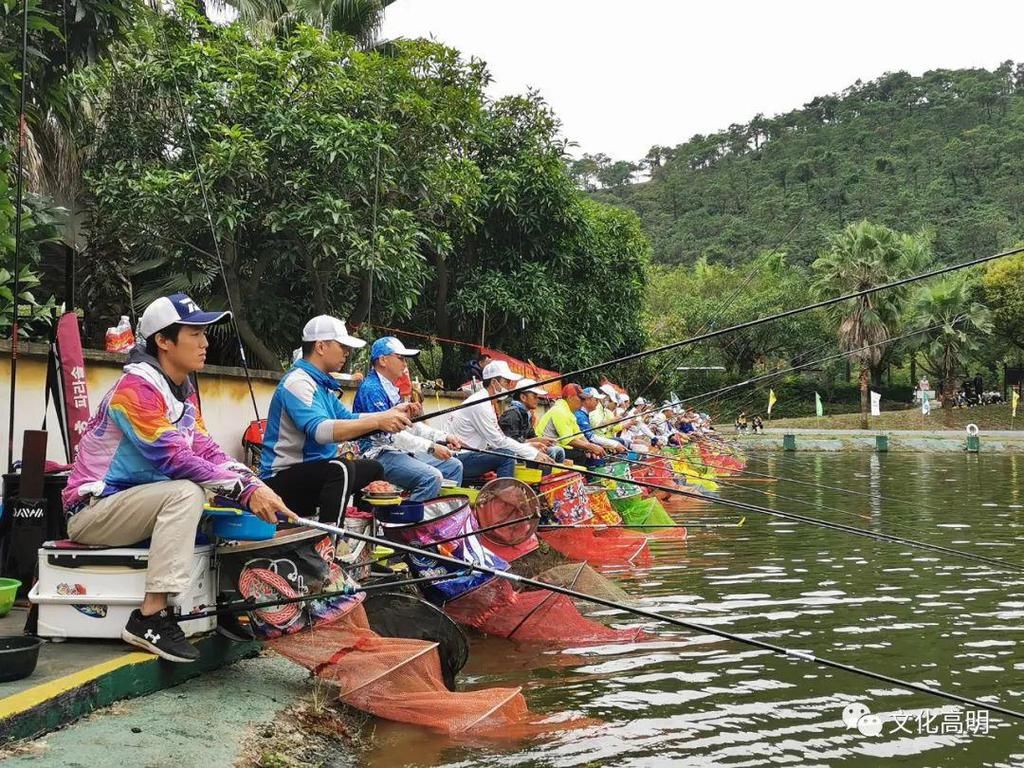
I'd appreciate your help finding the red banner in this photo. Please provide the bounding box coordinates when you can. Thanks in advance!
[56,312,91,458]
[480,347,563,397]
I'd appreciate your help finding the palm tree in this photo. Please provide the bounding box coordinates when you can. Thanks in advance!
[909,277,992,408]
[812,221,925,428]
[214,0,397,46]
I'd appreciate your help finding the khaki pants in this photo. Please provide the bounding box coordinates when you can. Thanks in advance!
[66,480,206,594]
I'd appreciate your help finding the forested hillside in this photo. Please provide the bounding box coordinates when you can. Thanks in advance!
[587,64,1024,266]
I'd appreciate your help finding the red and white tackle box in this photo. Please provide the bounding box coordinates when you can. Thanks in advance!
[28,542,217,639]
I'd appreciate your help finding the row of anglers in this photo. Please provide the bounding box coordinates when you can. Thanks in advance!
[56,293,723,664]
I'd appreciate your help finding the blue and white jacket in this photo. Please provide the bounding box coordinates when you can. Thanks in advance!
[353,369,446,459]
[259,359,360,478]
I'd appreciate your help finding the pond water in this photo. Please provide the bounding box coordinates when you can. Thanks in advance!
[356,452,1024,767]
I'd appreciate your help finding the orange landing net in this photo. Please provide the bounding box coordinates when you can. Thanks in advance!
[269,603,562,735]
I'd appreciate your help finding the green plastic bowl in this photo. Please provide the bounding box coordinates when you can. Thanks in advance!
[0,578,21,617]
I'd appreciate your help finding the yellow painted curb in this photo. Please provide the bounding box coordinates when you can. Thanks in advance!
[0,652,151,721]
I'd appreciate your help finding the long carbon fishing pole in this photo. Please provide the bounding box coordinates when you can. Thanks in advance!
[294,514,1024,721]
[557,321,949,444]
[460,446,1024,573]
[173,570,468,623]
[145,2,261,420]
[414,248,1023,425]
[633,215,806,402]
[6,0,30,473]
[611,452,879,523]
[687,451,942,514]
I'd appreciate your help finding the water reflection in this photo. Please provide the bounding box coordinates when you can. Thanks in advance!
[356,453,1024,768]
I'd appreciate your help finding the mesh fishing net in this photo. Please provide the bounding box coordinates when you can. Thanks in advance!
[538,526,651,566]
[363,591,469,691]
[534,563,632,605]
[472,478,540,562]
[269,603,533,734]
[442,575,642,645]
[609,496,687,540]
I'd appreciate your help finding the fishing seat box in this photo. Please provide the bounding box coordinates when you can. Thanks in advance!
[28,542,216,639]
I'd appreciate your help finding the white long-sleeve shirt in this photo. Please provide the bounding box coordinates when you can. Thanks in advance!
[448,388,541,461]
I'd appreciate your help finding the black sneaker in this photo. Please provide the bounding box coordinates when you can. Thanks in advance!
[121,609,200,663]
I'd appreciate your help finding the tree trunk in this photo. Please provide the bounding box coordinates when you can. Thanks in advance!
[910,355,916,388]
[432,249,462,388]
[349,272,374,325]
[223,243,279,370]
[303,250,328,315]
[859,364,870,430]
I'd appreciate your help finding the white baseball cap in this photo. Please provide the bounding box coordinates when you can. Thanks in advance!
[635,397,649,406]
[137,293,231,341]
[517,378,548,395]
[302,315,366,348]
[481,359,522,382]
[370,336,419,361]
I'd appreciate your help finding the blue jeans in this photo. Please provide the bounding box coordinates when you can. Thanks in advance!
[375,450,464,502]
[456,448,516,485]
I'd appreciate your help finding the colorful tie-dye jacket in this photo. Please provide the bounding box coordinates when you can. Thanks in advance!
[62,358,262,516]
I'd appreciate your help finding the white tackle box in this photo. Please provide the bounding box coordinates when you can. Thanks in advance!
[28,542,217,639]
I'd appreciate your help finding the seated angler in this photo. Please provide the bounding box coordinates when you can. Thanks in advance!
[576,388,627,457]
[354,336,464,501]
[63,294,293,662]
[448,362,554,484]
[498,378,565,463]
[260,316,413,524]
[536,383,608,464]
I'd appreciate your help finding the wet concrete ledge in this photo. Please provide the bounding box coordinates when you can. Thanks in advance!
[739,429,1024,452]
[0,616,260,745]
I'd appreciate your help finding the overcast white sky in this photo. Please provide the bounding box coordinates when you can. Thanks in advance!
[382,0,1024,161]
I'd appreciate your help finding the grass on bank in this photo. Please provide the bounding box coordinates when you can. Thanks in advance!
[767,403,1023,431]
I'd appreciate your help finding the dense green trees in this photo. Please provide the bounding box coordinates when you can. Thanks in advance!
[598,64,1024,268]
[65,6,649,377]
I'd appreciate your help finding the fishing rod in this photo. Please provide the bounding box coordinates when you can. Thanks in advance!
[632,216,807,402]
[538,520,744,530]
[684,451,942,514]
[609,452,878,523]
[413,248,1022,426]
[6,0,30,472]
[458,446,1024,573]
[173,570,468,623]
[294,513,1024,722]
[557,321,950,445]
[144,1,261,420]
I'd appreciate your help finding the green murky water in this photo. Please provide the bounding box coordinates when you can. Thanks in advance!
[359,453,1024,767]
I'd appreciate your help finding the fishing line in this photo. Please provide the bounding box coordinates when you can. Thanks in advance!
[458,446,1024,574]
[295,514,1024,722]
[145,3,261,419]
[557,322,949,445]
[633,215,806,402]
[413,248,1021,425]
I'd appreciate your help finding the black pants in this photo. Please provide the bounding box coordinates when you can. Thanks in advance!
[264,459,383,524]
[565,447,598,467]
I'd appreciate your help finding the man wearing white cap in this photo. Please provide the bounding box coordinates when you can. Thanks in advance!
[576,388,626,455]
[260,317,413,523]
[498,378,565,464]
[449,361,554,483]
[353,336,464,501]
[62,293,294,663]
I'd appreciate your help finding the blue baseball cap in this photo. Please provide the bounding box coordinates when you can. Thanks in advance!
[137,293,230,340]
[581,387,607,401]
[370,336,420,362]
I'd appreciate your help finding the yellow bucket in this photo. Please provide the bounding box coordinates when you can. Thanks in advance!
[439,486,480,504]
[514,465,543,484]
